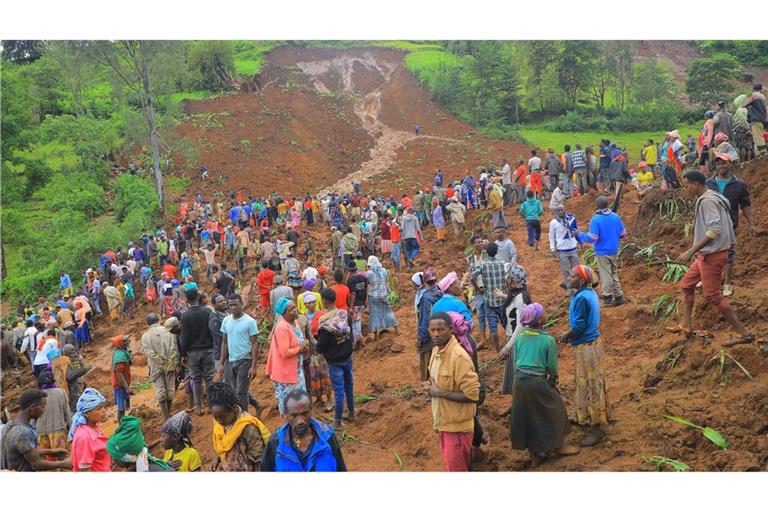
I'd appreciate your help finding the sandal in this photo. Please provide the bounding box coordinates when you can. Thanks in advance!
[722,333,756,347]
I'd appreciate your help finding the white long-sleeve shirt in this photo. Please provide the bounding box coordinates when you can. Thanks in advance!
[549,187,565,210]
[549,214,578,252]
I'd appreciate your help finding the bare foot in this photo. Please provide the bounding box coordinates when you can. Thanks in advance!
[557,444,581,456]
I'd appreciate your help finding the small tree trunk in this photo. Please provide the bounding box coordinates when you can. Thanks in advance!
[139,41,164,215]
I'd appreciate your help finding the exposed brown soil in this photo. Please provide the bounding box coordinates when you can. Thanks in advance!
[4,44,768,472]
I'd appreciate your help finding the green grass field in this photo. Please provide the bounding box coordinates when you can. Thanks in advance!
[232,40,284,77]
[517,123,700,162]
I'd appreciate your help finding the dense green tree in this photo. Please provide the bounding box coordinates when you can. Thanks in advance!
[632,59,675,104]
[1,40,42,62]
[686,53,741,106]
[188,40,237,90]
[523,41,561,113]
[558,40,598,108]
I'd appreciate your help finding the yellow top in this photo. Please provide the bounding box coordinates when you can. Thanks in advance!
[163,444,202,472]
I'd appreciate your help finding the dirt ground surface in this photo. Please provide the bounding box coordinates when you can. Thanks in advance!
[4,45,768,472]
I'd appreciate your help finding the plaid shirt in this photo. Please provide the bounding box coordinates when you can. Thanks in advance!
[367,269,389,299]
[572,149,587,170]
[471,257,507,307]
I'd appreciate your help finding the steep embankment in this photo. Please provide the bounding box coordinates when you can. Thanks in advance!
[3,45,767,472]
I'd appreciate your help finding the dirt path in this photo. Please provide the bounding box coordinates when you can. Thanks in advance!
[294,52,461,195]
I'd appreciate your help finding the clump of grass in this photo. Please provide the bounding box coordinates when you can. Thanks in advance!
[706,348,753,386]
[644,456,689,472]
[661,260,688,283]
[355,395,377,404]
[659,345,684,370]
[652,294,679,325]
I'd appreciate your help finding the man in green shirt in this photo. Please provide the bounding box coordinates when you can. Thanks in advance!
[518,190,544,250]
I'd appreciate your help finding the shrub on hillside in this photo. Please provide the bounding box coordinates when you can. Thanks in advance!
[113,174,158,223]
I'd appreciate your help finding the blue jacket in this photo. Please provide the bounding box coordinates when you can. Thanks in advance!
[569,286,600,345]
[431,294,472,323]
[269,419,339,472]
[577,211,626,256]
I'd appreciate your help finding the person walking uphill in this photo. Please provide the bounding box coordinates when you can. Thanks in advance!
[423,312,480,472]
[519,190,544,250]
[316,289,356,429]
[261,389,347,472]
[677,171,754,346]
[180,286,216,416]
[141,313,178,420]
[549,205,580,292]
[560,265,609,447]
[509,303,579,467]
[401,207,423,269]
[577,196,627,307]
[471,243,507,351]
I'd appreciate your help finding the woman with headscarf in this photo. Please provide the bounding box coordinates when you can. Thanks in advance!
[283,252,302,290]
[298,291,334,413]
[179,252,192,280]
[103,281,122,321]
[732,94,754,161]
[365,256,399,341]
[35,370,71,460]
[69,388,111,472]
[107,415,173,471]
[498,264,533,407]
[210,381,271,472]
[316,288,355,428]
[265,298,308,416]
[296,278,323,315]
[560,264,609,448]
[432,271,472,323]
[509,303,579,467]
[161,411,202,471]
[432,198,446,243]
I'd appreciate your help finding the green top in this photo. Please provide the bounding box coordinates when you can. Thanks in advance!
[518,198,544,220]
[513,329,558,377]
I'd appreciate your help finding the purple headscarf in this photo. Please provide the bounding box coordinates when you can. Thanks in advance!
[447,311,473,356]
[520,303,545,327]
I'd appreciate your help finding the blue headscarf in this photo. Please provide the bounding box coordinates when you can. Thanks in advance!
[274,296,291,316]
[68,388,107,440]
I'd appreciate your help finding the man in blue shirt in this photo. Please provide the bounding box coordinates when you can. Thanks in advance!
[219,293,260,413]
[577,196,627,307]
[59,272,73,297]
[560,264,608,448]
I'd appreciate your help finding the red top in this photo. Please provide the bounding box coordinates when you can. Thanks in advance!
[257,268,276,292]
[111,361,131,389]
[529,172,543,194]
[380,219,391,240]
[330,284,351,310]
[515,165,528,187]
[389,222,401,243]
[401,197,413,209]
[105,250,117,263]
[71,424,111,472]
[162,264,177,279]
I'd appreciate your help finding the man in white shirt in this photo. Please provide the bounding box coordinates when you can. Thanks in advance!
[549,185,565,211]
[301,264,319,281]
[548,205,580,292]
[527,149,542,173]
[493,228,518,265]
[501,158,513,207]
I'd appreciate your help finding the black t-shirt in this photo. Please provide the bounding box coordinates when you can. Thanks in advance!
[0,420,36,471]
[180,305,214,355]
[346,274,368,306]
[286,230,300,246]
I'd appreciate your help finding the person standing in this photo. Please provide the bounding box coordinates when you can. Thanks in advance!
[741,83,767,155]
[69,388,111,471]
[34,370,71,462]
[265,298,307,417]
[513,160,528,204]
[561,145,574,198]
[501,158,513,207]
[446,196,467,238]
[494,227,518,264]
[549,205,580,292]
[366,256,399,340]
[256,264,276,312]
[487,182,507,230]
[180,286,216,416]
[1,389,72,471]
[471,243,507,351]
[432,199,447,244]
[704,156,756,297]
[400,207,423,269]
[572,144,589,195]
[677,171,754,346]
[509,304,579,467]
[544,148,563,197]
[423,312,480,472]
[220,293,261,415]
[316,289,355,429]
[59,271,73,298]
[519,190,544,250]
[260,389,347,472]
[141,313,179,420]
[415,268,443,378]
[577,196,627,307]
[208,294,228,375]
[559,265,609,447]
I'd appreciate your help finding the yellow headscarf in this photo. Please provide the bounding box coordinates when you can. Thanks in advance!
[212,413,271,458]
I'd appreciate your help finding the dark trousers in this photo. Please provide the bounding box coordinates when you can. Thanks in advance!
[225,357,254,412]
[525,219,541,246]
[188,349,215,407]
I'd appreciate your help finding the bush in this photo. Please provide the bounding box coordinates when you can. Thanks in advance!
[33,171,107,218]
[611,101,682,132]
[188,41,236,91]
[542,111,610,132]
[113,174,158,223]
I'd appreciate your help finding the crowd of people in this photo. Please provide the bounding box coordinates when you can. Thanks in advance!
[1,86,764,472]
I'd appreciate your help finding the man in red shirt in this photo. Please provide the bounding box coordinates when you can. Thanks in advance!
[162,262,177,280]
[514,160,528,204]
[401,194,413,210]
[389,215,402,271]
